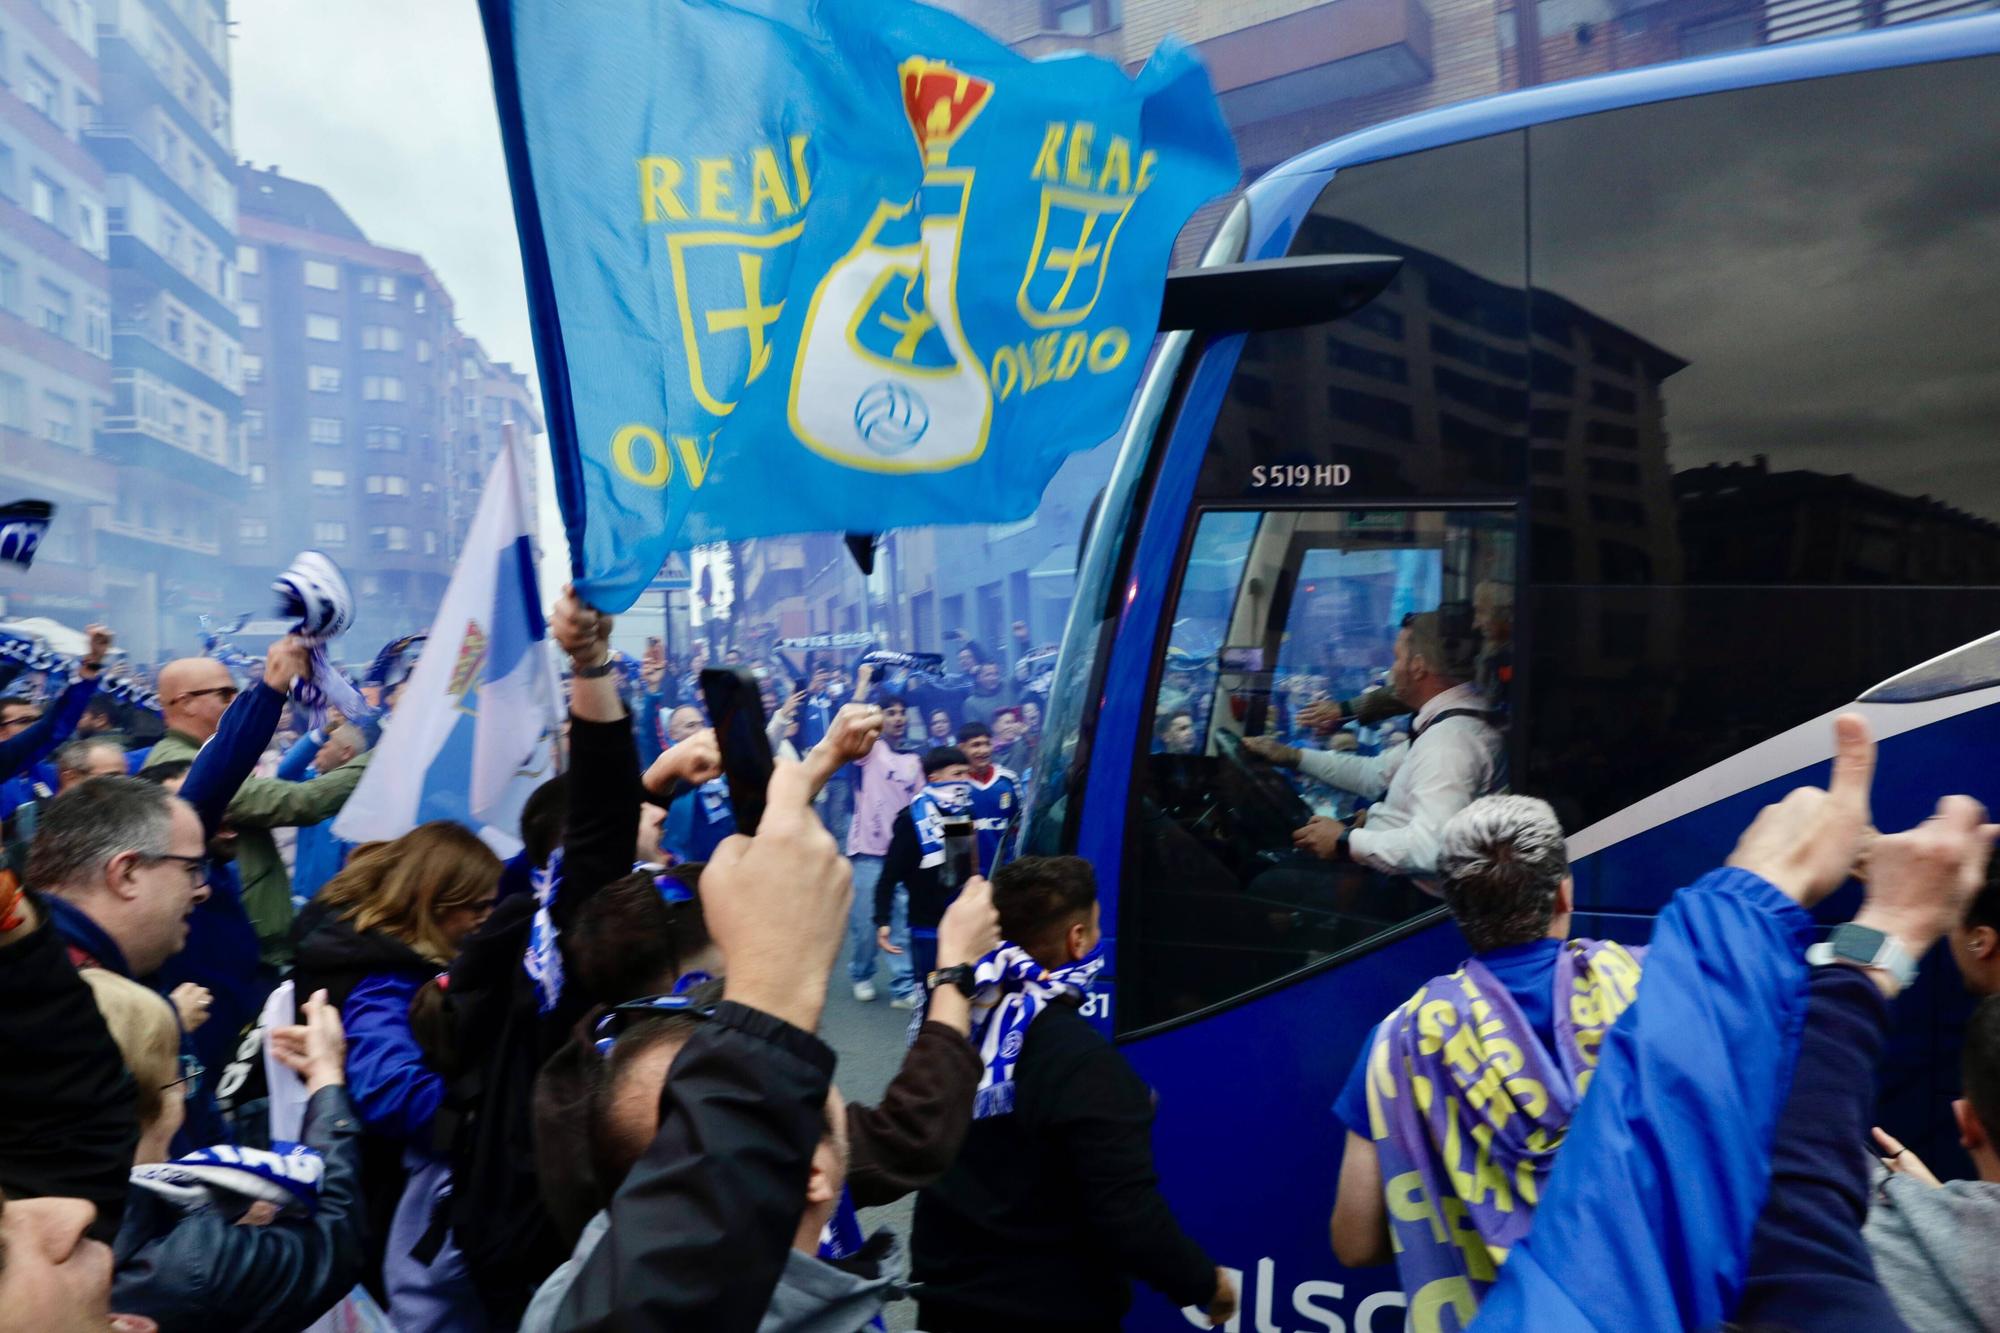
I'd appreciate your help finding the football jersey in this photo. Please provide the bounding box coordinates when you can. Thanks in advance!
[965,766,1020,875]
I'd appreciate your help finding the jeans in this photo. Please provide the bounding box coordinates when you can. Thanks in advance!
[847,854,913,994]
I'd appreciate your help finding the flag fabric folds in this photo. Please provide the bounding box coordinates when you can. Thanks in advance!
[333,432,560,855]
[480,0,1240,612]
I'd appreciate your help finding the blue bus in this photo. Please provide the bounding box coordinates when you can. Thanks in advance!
[1020,14,2000,1329]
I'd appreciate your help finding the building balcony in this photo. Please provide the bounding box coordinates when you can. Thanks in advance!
[111,330,241,414]
[107,233,237,332]
[1192,0,1434,123]
[95,415,247,501]
[95,30,232,175]
[85,129,234,249]
[94,515,221,561]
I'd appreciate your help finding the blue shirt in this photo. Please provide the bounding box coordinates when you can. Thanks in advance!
[1333,936,1563,1136]
[662,777,736,864]
[964,766,1020,876]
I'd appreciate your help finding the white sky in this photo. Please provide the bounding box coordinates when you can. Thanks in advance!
[230,0,573,592]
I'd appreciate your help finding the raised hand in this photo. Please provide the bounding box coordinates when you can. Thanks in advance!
[937,874,1000,968]
[263,634,310,694]
[704,760,852,1032]
[81,624,114,673]
[170,982,213,1031]
[645,728,722,792]
[550,584,613,664]
[1853,796,1996,968]
[1727,712,1877,906]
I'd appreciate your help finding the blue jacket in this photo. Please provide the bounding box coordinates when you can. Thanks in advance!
[274,727,351,900]
[343,971,447,1147]
[1473,868,1812,1332]
[45,895,233,1154]
[0,674,96,787]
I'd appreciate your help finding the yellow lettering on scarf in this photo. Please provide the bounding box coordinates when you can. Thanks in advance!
[1410,1277,1477,1333]
[1464,1062,1512,1129]
[1367,1032,1395,1139]
[1441,1195,1498,1281]
[1576,1067,1595,1097]
[1388,1170,1447,1244]
[1413,1073,1435,1114]
[1417,999,1457,1055]
[1442,1021,1483,1076]
[1516,1156,1540,1207]
[1467,1122,1516,1213]
[1505,1074,1550,1118]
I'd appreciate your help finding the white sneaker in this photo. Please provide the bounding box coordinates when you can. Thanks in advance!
[852,980,877,1002]
[888,994,920,1010]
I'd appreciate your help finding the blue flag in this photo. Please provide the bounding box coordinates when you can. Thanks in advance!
[481,0,1239,612]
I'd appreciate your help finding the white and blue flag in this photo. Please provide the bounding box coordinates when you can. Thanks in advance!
[334,432,559,854]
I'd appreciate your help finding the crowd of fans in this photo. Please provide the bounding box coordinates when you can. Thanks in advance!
[0,595,1997,1333]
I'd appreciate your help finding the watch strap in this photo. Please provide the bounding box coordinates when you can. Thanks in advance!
[574,656,617,679]
[1806,923,1918,987]
[928,964,976,998]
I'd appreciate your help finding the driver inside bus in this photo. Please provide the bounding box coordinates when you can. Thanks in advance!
[1243,608,1502,884]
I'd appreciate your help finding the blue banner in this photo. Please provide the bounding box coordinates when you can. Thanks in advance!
[481,0,1239,612]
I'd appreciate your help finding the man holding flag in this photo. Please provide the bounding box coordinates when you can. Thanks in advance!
[335,425,561,854]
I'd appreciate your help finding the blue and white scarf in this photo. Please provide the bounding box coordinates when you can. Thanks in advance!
[911,781,973,870]
[272,550,372,728]
[966,943,1107,1119]
[130,1142,325,1218]
[858,649,944,676]
[0,630,161,715]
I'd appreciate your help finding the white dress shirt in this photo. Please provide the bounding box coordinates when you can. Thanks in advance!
[1294,681,1502,884]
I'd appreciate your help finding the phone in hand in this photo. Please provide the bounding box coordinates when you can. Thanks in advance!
[941,817,978,891]
[700,667,775,836]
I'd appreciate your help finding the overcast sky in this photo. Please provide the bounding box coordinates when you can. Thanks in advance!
[231,0,573,585]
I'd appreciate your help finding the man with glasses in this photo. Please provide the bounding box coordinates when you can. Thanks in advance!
[32,776,226,1152]
[144,643,370,970]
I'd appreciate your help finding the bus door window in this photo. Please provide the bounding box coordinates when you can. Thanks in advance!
[1125,506,1515,1032]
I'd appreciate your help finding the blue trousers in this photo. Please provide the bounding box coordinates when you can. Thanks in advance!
[847,854,913,995]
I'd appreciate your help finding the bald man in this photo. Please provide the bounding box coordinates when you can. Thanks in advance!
[142,640,371,970]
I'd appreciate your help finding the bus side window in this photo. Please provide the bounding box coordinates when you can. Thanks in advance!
[1123,506,1515,1033]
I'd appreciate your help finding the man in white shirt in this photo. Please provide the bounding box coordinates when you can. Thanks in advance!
[1246,610,1501,884]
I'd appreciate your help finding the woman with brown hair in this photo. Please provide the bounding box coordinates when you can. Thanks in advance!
[289,820,500,1333]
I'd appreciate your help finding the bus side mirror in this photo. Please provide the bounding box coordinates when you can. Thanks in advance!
[1157,255,1403,333]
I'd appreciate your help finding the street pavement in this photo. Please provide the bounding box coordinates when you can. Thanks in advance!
[821,951,924,1331]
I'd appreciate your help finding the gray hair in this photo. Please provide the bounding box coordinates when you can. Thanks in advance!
[54,736,126,776]
[1437,795,1569,952]
[27,776,178,895]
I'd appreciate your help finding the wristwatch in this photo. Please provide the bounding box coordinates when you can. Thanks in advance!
[574,654,617,679]
[1806,923,1918,989]
[927,964,977,998]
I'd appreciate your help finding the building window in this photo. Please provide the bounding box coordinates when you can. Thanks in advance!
[22,58,59,123]
[239,518,269,543]
[483,397,502,423]
[41,392,76,445]
[360,273,397,302]
[365,425,406,451]
[0,373,26,431]
[415,338,431,363]
[84,301,109,358]
[308,417,343,445]
[237,245,260,274]
[364,473,409,496]
[412,288,426,313]
[243,409,265,438]
[249,463,267,486]
[28,173,63,229]
[423,529,439,555]
[306,314,341,342]
[304,260,340,291]
[0,257,15,316]
[311,468,347,489]
[308,365,342,393]
[361,324,404,352]
[243,353,264,384]
[239,302,261,328]
[363,375,405,402]
[313,521,347,545]
[372,525,409,551]
[36,280,72,340]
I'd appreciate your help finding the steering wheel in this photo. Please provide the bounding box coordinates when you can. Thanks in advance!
[1212,729,1317,833]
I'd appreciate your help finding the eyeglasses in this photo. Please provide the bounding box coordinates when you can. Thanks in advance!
[592,992,716,1056]
[142,853,209,888]
[162,1052,203,1096]
[173,685,238,706]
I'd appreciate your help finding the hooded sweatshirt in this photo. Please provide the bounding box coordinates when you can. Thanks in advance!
[1866,1174,2000,1333]
[520,1212,891,1333]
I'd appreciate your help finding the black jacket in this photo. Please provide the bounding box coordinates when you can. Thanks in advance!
[0,895,138,1242]
[290,902,437,1012]
[1735,964,1908,1331]
[912,1001,1216,1326]
[877,806,949,933]
[112,1085,367,1333]
[555,1001,837,1333]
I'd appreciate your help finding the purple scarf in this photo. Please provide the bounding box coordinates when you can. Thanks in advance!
[1368,938,1644,1318]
